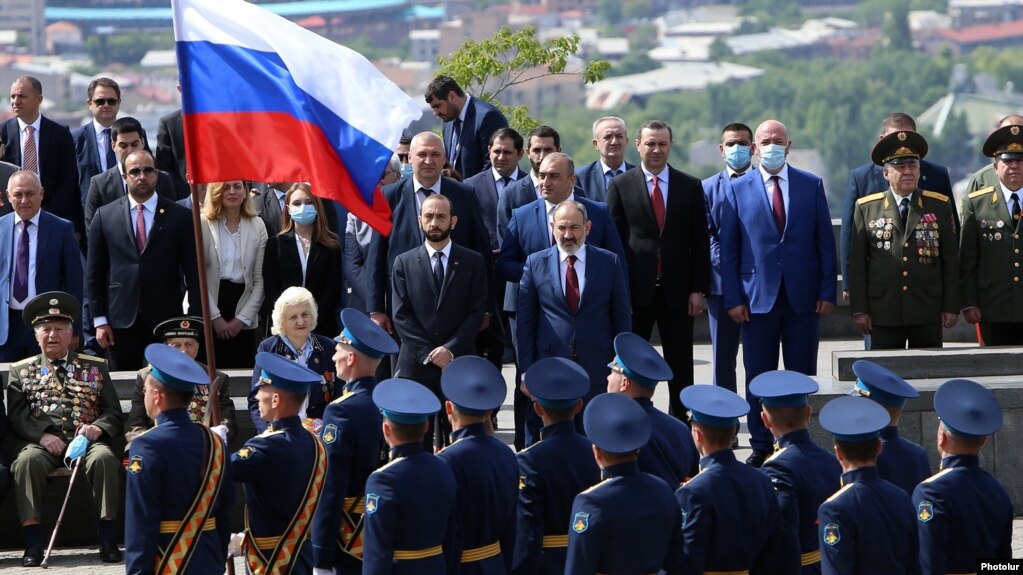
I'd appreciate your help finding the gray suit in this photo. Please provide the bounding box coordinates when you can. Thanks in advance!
[84,166,177,229]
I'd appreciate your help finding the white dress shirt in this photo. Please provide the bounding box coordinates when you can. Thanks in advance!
[93,118,113,172]
[16,116,42,173]
[558,244,587,299]
[642,166,670,208]
[9,211,41,309]
[759,163,791,220]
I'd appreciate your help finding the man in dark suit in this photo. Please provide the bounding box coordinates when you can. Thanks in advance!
[86,150,201,371]
[463,127,527,251]
[345,155,402,314]
[391,193,487,445]
[1,76,84,246]
[517,199,631,444]
[606,120,710,421]
[0,171,83,360]
[425,75,509,180]
[84,116,177,229]
[575,116,635,203]
[718,119,837,467]
[155,106,189,200]
[0,156,20,215]
[497,125,566,244]
[71,77,121,206]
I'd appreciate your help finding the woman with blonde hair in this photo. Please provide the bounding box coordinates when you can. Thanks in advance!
[200,180,268,368]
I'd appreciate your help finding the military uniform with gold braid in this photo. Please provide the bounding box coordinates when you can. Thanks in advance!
[959,124,1023,345]
[850,131,960,348]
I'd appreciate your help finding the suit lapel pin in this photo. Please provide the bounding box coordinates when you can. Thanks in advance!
[159,208,165,213]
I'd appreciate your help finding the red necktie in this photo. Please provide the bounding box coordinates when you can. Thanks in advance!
[135,204,147,252]
[771,175,785,233]
[566,255,580,314]
[22,126,37,174]
[651,176,665,230]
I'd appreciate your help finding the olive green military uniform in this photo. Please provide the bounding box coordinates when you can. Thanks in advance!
[965,164,1000,195]
[850,188,960,348]
[6,352,124,522]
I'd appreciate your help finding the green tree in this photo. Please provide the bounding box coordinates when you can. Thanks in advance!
[87,33,153,66]
[437,26,610,133]
[881,0,912,51]
[738,0,802,28]
[708,37,733,62]
[607,51,660,77]
[622,0,653,21]
[597,0,623,25]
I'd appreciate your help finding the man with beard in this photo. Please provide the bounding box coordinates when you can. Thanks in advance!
[391,193,487,447]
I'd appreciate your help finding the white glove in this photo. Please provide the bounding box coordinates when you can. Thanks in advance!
[211,425,228,444]
[228,532,244,557]
[312,568,336,575]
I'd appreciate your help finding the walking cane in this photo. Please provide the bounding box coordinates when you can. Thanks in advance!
[41,453,85,568]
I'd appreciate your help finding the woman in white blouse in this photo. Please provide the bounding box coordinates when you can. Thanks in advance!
[201,180,268,368]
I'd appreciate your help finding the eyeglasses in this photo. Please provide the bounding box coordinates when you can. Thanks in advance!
[397,153,409,162]
[90,98,120,107]
[127,167,157,178]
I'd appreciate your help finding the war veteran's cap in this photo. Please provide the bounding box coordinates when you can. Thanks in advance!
[934,379,1003,437]
[982,124,1023,159]
[254,351,320,395]
[583,392,651,454]
[819,396,890,443]
[609,332,673,389]
[336,308,398,359]
[154,316,203,341]
[524,357,589,409]
[441,356,505,414]
[851,360,918,408]
[144,343,208,392]
[871,130,929,166]
[372,378,441,425]
[749,370,819,408]
[681,384,748,427]
[22,291,80,326]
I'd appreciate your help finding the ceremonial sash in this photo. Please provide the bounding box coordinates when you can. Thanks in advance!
[337,494,367,559]
[244,428,328,575]
[154,426,226,574]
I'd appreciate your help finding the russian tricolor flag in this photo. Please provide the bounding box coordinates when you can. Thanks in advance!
[171,0,422,235]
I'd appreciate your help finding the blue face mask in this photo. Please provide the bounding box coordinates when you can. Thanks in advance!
[400,164,414,178]
[724,144,751,171]
[758,144,787,171]
[289,204,318,225]
[64,434,90,467]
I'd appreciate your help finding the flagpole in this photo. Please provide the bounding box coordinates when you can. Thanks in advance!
[189,182,223,427]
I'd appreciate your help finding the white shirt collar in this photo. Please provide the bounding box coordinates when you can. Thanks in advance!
[558,244,586,262]
[999,180,1023,203]
[17,116,41,134]
[544,193,575,216]
[425,239,452,259]
[641,165,669,183]
[600,159,625,176]
[758,163,789,183]
[92,118,112,135]
[128,192,159,212]
[412,176,441,195]
[14,209,41,227]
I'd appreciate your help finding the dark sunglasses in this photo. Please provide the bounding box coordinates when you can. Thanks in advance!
[127,167,157,178]
[91,98,120,107]
[397,153,409,162]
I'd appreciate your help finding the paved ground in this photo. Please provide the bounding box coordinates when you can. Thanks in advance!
[2,338,1019,570]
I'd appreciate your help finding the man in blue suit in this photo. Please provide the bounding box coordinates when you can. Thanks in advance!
[71,77,121,206]
[0,171,83,360]
[425,75,509,180]
[497,125,568,244]
[575,116,634,203]
[517,199,631,444]
[718,119,837,467]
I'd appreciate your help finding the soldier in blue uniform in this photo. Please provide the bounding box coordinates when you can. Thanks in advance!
[311,308,399,575]
[125,344,233,575]
[912,379,1013,574]
[565,393,684,575]
[606,332,698,487]
[751,370,842,574]
[438,356,518,575]
[232,352,326,575]
[362,378,457,575]
[675,385,796,574]
[513,357,599,575]
[817,396,920,575]
[850,359,929,495]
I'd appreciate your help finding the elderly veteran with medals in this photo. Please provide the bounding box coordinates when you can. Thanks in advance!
[124,344,233,575]
[125,316,236,453]
[6,291,123,567]
[232,352,327,575]
[849,130,960,349]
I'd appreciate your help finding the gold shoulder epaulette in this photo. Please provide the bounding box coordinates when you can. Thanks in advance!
[921,190,949,203]
[77,353,107,363]
[765,446,788,464]
[857,192,885,205]
[825,483,854,503]
[922,467,955,484]
[968,186,996,199]
[10,356,38,369]
[581,477,612,494]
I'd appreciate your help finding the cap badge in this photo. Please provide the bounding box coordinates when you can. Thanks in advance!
[897,131,907,141]
[1012,126,1020,136]
[49,298,58,305]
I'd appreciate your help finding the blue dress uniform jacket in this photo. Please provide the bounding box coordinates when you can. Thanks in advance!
[818,466,920,575]
[231,415,320,575]
[635,397,699,488]
[125,408,233,575]
[362,442,457,575]
[675,449,796,575]
[311,377,385,572]
[248,334,340,434]
[565,461,684,574]
[760,428,843,574]
[438,422,519,575]
[911,455,1013,575]
[512,420,600,575]
[877,426,930,497]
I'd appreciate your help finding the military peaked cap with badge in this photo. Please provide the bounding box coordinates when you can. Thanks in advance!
[145,343,208,392]
[609,332,673,388]
[680,384,748,428]
[749,370,818,407]
[872,130,928,166]
[523,357,589,408]
[983,124,1023,159]
[336,308,399,359]
[254,351,320,395]
[153,316,203,341]
[850,360,918,407]
[441,355,506,414]
[22,291,80,326]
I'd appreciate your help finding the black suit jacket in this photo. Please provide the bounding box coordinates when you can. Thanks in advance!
[366,176,491,313]
[1,116,84,243]
[391,243,486,384]
[84,167,178,230]
[606,166,711,309]
[264,231,342,337]
[72,122,105,205]
[86,195,201,330]
[443,97,509,179]
[155,109,189,200]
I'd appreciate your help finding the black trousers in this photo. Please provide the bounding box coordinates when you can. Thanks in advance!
[213,279,256,369]
[987,322,1023,346]
[871,324,942,349]
[631,286,694,420]
[109,318,156,371]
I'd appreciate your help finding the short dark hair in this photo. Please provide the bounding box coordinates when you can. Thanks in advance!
[111,116,144,143]
[490,127,524,151]
[88,77,121,100]
[538,404,577,422]
[121,149,155,172]
[152,379,194,408]
[15,76,43,95]
[388,420,429,443]
[693,421,736,447]
[399,134,413,146]
[835,438,880,464]
[762,404,808,430]
[425,75,464,102]
[638,120,673,142]
[721,122,753,140]
[881,113,916,133]
[527,125,561,150]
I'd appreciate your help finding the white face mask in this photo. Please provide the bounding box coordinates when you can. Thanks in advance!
[758,144,787,171]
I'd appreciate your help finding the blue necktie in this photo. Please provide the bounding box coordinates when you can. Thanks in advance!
[449,119,462,165]
[102,128,117,172]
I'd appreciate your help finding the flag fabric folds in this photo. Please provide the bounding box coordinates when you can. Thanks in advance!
[171,0,422,235]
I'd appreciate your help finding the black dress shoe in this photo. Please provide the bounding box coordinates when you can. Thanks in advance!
[99,541,123,563]
[22,546,43,567]
[746,449,771,468]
